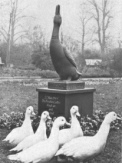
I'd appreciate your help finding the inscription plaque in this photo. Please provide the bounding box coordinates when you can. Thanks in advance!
[38,92,65,118]
[37,87,96,119]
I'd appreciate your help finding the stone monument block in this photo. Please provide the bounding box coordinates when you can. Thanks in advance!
[37,81,95,119]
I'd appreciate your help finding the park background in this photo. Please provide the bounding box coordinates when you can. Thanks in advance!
[0,0,122,163]
[0,0,122,77]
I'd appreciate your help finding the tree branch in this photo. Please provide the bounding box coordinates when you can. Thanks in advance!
[1,27,8,36]
[104,15,112,30]
[14,23,24,30]
[16,5,30,17]
[14,34,27,43]
[0,30,7,41]
[15,15,27,23]
[14,30,26,36]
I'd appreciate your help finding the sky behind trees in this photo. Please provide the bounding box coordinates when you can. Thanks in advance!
[24,0,122,44]
[0,0,122,49]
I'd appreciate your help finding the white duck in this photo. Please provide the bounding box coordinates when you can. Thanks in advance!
[3,106,35,145]
[56,112,121,162]
[8,116,70,163]
[10,111,51,152]
[59,105,83,147]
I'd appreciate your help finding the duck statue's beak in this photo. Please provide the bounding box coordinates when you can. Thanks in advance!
[55,5,60,15]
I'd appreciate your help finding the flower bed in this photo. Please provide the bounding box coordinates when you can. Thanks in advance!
[0,110,121,136]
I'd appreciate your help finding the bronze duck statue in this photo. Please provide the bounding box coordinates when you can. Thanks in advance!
[50,5,82,81]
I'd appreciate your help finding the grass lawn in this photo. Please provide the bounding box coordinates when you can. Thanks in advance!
[0,79,122,163]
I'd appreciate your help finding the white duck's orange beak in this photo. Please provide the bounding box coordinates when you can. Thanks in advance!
[76,112,80,117]
[47,115,52,120]
[31,111,36,116]
[65,121,71,127]
[116,116,122,120]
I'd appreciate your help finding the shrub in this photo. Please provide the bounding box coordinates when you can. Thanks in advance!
[110,48,122,75]
[0,110,121,136]
[74,52,86,72]
[0,43,7,64]
[31,47,54,70]
[84,49,101,59]
[17,65,36,70]
[82,67,111,77]
[0,43,32,66]
[0,112,24,129]
[10,44,31,66]
[39,70,58,78]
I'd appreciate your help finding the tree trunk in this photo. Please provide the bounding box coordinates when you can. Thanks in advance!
[6,13,12,66]
[89,0,112,56]
[81,22,85,56]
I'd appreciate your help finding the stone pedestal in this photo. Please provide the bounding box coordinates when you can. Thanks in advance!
[48,81,85,90]
[36,81,95,118]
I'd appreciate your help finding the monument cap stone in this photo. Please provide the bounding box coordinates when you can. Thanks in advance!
[48,80,85,90]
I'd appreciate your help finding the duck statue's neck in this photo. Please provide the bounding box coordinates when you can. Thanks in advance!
[52,24,60,40]
[51,5,61,40]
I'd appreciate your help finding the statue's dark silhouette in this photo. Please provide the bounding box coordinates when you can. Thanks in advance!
[50,5,82,81]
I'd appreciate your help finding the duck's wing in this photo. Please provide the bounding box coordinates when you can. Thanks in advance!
[63,47,77,68]
[3,127,20,142]
[9,141,52,163]
[56,138,80,157]
[56,141,78,157]
[59,129,71,146]
[56,136,100,160]
[10,134,35,152]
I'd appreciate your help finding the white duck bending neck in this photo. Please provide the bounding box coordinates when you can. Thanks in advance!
[95,121,110,142]
[22,115,31,127]
[36,119,46,134]
[71,114,78,126]
[70,114,83,136]
[49,124,59,142]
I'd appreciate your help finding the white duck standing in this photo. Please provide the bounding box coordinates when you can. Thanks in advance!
[59,105,83,147]
[3,106,35,145]
[56,112,121,162]
[10,111,51,152]
[8,116,70,163]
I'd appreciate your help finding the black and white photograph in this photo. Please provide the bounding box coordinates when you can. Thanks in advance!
[0,0,122,163]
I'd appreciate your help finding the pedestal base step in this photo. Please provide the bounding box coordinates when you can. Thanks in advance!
[48,81,85,90]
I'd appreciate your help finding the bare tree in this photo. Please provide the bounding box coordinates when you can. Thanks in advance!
[0,0,32,65]
[58,30,78,52]
[117,33,122,48]
[24,25,45,51]
[79,2,94,56]
[88,0,113,55]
